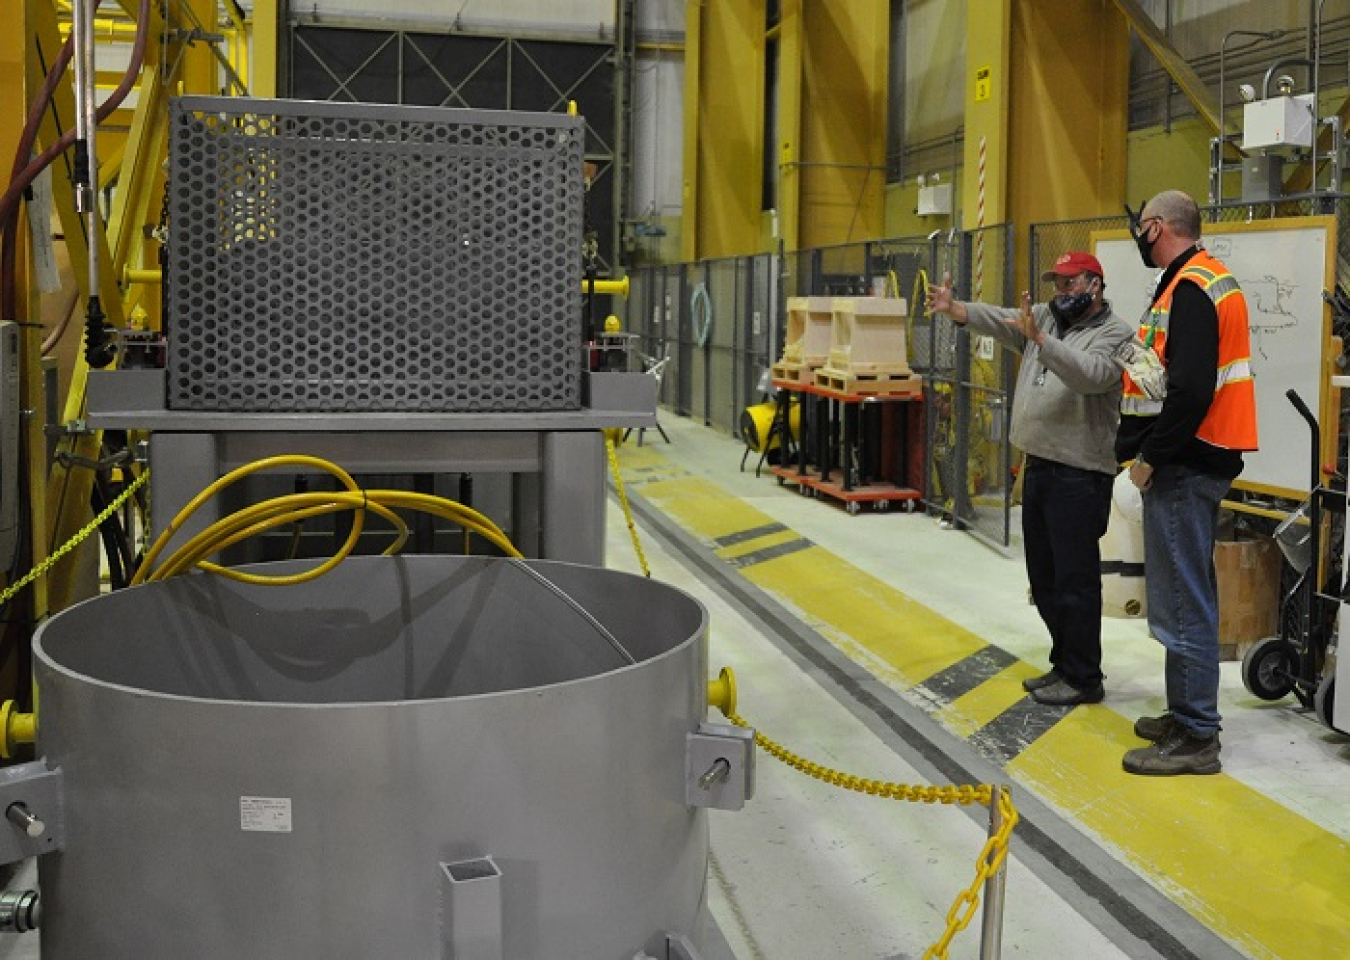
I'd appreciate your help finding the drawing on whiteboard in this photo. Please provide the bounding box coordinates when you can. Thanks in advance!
[1205,239,1301,359]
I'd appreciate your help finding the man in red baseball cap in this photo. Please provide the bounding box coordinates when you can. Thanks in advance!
[1041,250,1104,283]
[926,251,1135,707]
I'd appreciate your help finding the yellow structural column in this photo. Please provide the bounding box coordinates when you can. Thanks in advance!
[966,0,1129,289]
[681,0,765,260]
[797,1,889,249]
[184,0,218,95]
[250,0,280,98]
[680,0,702,263]
[962,0,1012,237]
[774,0,803,253]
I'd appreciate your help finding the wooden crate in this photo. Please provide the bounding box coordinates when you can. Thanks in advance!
[1215,537,1282,661]
[780,297,835,367]
[827,297,910,373]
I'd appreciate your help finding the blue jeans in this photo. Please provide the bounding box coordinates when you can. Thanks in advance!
[1141,464,1233,736]
[1022,457,1114,689]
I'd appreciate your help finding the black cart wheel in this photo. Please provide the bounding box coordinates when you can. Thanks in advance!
[1315,673,1340,732]
[1241,637,1297,701]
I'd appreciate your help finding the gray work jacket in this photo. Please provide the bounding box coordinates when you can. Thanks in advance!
[962,300,1136,475]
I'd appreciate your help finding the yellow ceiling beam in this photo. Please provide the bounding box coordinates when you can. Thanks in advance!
[1110,0,1221,135]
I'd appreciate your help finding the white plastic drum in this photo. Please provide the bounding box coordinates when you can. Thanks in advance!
[1101,470,1147,618]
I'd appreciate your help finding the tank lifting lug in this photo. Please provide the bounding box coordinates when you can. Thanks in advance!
[685,723,755,810]
[0,762,63,866]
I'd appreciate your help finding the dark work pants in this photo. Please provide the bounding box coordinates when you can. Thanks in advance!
[1021,456,1114,689]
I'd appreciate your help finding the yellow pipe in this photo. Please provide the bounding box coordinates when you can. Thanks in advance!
[59,18,141,41]
[707,666,737,716]
[123,266,161,285]
[0,701,36,759]
[125,267,629,298]
[587,276,629,298]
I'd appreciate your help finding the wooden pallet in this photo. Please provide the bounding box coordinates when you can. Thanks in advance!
[771,360,821,384]
[814,367,922,396]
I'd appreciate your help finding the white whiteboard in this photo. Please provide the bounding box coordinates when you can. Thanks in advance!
[1093,217,1335,499]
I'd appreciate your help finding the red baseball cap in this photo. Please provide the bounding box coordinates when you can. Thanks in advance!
[1041,251,1103,281]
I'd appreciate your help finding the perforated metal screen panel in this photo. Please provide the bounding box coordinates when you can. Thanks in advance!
[166,96,584,412]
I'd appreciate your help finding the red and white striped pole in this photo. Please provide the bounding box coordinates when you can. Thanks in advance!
[974,135,986,302]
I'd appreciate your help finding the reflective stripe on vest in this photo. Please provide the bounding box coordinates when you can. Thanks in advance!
[1119,251,1259,450]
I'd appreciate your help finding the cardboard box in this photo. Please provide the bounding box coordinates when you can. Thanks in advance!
[1215,537,1282,660]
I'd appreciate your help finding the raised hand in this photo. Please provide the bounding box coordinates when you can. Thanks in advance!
[1004,290,1043,345]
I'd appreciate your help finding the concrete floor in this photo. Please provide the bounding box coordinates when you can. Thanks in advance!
[608,414,1349,960]
[1,412,1345,959]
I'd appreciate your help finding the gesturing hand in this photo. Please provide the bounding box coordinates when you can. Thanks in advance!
[924,271,956,315]
[1005,291,1042,345]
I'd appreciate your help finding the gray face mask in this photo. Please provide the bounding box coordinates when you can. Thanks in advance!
[1048,278,1098,326]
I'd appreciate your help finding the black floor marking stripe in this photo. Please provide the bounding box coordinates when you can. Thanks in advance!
[917,645,1020,702]
[1101,560,1145,576]
[723,538,815,568]
[972,698,1074,764]
[621,487,1217,960]
[714,523,788,547]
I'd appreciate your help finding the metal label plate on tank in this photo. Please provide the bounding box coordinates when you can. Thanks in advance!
[240,796,293,833]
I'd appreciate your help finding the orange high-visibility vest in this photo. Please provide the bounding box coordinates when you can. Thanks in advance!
[1120,249,1258,451]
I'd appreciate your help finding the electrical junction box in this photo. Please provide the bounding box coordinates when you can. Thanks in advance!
[917,182,952,216]
[1242,94,1316,150]
[1241,154,1285,202]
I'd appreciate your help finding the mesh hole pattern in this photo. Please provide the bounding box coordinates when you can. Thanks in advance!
[166,97,584,413]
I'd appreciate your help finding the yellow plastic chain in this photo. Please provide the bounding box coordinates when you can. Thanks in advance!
[604,435,651,578]
[926,784,1018,959]
[727,711,1018,960]
[604,426,1019,956]
[0,467,151,609]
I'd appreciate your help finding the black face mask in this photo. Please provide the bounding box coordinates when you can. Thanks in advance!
[1134,230,1158,269]
[1049,289,1094,326]
[1126,202,1158,268]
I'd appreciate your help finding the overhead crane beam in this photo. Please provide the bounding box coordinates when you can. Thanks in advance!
[1109,0,1224,137]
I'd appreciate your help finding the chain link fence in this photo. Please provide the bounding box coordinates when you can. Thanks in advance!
[623,227,1017,550]
[621,198,1350,557]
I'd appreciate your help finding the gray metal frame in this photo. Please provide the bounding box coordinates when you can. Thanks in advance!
[87,368,656,566]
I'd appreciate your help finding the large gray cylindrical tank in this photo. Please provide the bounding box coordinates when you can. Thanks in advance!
[31,555,710,959]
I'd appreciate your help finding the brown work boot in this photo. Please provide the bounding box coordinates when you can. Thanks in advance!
[1133,712,1178,741]
[1122,726,1221,776]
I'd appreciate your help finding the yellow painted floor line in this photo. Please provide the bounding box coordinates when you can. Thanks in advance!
[1010,715,1349,960]
[614,441,1350,960]
[640,474,986,687]
[938,667,1030,739]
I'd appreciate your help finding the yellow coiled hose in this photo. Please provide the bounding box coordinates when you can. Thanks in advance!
[132,455,520,586]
